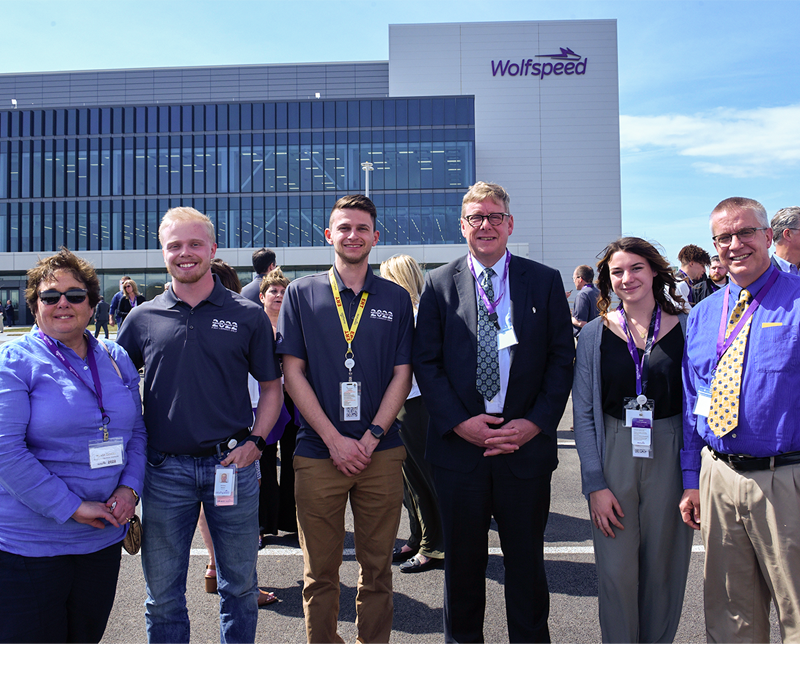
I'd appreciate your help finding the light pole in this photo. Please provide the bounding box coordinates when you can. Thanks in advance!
[361,161,374,198]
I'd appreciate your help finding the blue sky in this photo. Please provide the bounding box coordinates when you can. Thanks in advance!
[2,0,799,267]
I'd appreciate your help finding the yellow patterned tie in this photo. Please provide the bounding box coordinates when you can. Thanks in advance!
[708,288,753,437]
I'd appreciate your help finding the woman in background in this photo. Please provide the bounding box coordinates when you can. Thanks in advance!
[380,254,444,573]
[572,237,693,643]
[116,278,145,327]
[256,268,299,542]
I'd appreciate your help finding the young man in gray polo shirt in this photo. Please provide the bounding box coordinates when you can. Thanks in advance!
[118,206,283,644]
[277,194,413,643]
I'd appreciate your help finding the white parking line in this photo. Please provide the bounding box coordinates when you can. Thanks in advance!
[125,545,706,557]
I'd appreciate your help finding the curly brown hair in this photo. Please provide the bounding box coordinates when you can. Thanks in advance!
[595,237,683,317]
[25,246,101,318]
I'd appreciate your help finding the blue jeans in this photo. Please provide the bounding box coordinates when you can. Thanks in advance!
[142,446,260,643]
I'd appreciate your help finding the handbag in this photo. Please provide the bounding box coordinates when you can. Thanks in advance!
[123,514,142,555]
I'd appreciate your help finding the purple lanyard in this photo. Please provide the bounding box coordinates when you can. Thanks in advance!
[38,330,110,438]
[468,251,511,327]
[715,267,778,363]
[617,305,661,397]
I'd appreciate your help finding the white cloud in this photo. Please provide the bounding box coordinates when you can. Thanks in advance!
[620,104,800,178]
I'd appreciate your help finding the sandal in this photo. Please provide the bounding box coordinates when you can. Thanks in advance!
[205,564,217,594]
[257,589,278,606]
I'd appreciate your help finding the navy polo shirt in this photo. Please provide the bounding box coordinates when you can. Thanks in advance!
[117,275,280,455]
[276,265,414,459]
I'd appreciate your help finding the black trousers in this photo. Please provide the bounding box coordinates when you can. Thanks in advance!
[433,457,552,644]
[0,542,122,643]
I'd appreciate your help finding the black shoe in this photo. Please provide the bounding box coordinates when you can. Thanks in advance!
[392,546,415,563]
[399,555,443,573]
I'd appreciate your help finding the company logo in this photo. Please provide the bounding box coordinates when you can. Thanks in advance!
[370,308,393,322]
[212,318,239,332]
[491,47,587,80]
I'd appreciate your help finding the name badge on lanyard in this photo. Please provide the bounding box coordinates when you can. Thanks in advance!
[469,252,518,352]
[38,330,125,468]
[619,306,660,459]
[329,269,369,422]
[694,270,779,420]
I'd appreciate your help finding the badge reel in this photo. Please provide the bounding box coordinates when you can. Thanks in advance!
[214,464,238,506]
[624,394,654,459]
[340,355,361,422]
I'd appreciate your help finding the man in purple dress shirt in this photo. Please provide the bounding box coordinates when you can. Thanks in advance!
[680,196,800,643]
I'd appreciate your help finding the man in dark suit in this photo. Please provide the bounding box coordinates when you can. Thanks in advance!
[93,295,111,338]
[413,181,574,643]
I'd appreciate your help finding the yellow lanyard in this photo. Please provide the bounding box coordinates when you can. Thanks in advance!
[329,268,369,378]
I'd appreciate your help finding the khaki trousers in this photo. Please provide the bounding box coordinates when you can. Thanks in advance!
[700,447,800,643]
[294,446,405,644]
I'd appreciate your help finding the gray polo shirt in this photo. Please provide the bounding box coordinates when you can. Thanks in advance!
[117,275,280,455]
[276,265,414,459]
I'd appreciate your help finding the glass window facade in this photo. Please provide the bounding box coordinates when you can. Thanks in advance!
[0,97,475,252]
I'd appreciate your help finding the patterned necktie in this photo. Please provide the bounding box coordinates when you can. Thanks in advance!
[476,267,500,401]
[708,288,753,437]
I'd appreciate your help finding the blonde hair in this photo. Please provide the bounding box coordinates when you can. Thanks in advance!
[380,254,424,308]
[123,278,140,297]
[259,267,291,296]
[461,181,510,217]
[158,206,216,245]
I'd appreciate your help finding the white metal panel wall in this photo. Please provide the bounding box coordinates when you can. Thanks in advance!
[389,20,621,286]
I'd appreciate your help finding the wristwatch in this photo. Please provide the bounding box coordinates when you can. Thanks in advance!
[368,423,385,440]
[245,434,267,452]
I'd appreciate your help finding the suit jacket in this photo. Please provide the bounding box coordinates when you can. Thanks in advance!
[413,254,575,479]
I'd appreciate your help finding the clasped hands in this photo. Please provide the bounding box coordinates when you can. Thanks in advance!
[71,485,138,529]
[454,414,540,456]
[327,431,381,477]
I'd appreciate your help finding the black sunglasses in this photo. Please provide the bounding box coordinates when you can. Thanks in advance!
[39,288,89,305]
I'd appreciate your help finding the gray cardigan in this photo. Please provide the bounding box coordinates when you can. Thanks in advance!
[572,313,688,497]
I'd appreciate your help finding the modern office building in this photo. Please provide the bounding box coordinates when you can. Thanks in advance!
[0,19,620,324]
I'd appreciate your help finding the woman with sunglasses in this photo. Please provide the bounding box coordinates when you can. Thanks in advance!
[0,247,146,643]
[572,237,693,643]
[116,278,146,327]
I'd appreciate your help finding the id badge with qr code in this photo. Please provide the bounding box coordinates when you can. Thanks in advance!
[340,381,361,421]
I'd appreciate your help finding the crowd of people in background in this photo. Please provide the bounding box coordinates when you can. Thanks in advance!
[1,186,800,645]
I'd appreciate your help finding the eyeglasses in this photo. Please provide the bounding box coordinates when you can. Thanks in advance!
[463,212,509,228]
[39,288,88,305]
[711,227,766,247]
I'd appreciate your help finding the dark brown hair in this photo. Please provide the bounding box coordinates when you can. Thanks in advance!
[330,195,377,228]
[595,237,683,317]
[210,258,242,293]
[25,246,101,317]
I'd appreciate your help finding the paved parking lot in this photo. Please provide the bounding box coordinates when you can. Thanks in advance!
[99,398,781,645]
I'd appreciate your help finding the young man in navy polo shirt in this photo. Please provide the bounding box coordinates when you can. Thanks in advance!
[277,195,413,643]
[118,207,283,644]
